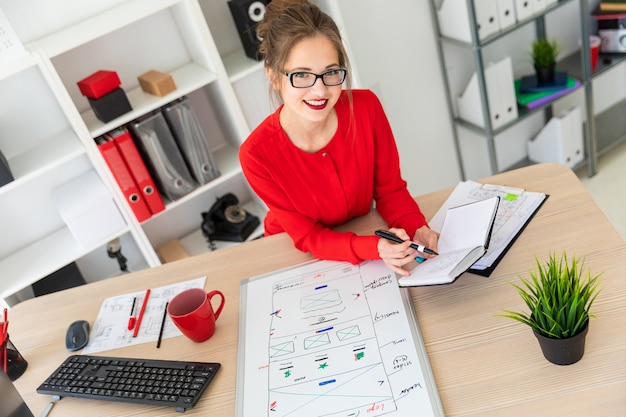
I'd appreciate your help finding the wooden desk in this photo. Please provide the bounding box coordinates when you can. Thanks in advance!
[10,163,626,416]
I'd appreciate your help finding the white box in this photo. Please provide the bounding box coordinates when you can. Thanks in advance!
[52,171,126,248]
[457,56,519,129]
[437,0,500,43]
[527,106,584,168]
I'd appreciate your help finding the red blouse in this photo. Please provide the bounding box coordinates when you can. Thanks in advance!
[239,89,428,264]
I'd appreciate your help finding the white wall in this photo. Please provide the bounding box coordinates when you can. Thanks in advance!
[321,0,462,196]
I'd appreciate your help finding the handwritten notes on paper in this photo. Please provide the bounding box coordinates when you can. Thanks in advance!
[82,277,206,354]
[237,260,443,416]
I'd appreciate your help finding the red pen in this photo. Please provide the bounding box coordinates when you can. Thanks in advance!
[133,289,151,337]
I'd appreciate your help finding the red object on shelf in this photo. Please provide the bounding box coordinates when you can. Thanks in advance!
[96,135,151,222]
[77,70,121,99]
[110,128,165,216]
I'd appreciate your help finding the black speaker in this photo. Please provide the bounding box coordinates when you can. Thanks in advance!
[227,0,271,61]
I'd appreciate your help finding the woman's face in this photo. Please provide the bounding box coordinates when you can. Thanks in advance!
[272,35,343,127]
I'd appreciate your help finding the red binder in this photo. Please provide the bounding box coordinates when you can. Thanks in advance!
[109,127,165,215]
[96,136,151,222]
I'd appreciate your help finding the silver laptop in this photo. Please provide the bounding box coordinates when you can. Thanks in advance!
[0,369,35,417]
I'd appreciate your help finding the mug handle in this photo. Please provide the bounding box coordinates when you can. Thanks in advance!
[207,290,225,320]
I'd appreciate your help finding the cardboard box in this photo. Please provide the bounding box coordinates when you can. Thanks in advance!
[157,239,190,263]
[138,70,177,97]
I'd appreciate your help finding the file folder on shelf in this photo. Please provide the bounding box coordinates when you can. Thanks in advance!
[514,0,534,20]
[96,135,151,222]
[106,127,165,216]
[129,111,196,201]
[514,0,558,21]
[497,0,516,31]
[527,106,584,168]
[437,0,500,43]
[457,56,518,129]
[162,97,220,185]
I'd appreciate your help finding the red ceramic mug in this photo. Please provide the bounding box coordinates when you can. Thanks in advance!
[167,288,225,342]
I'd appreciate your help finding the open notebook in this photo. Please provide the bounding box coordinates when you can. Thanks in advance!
[398,196,500,287]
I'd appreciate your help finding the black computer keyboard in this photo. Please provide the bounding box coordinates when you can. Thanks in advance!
[36,354,220,413]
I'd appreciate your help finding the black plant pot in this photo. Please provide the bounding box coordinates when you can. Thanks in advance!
[534,64,556,85]
[533,321,589,365]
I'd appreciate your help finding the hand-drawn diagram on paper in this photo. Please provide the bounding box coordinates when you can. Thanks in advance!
[237,260,443,417]
[83,277,206,354]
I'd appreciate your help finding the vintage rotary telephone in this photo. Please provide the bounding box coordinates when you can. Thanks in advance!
[201,193,260,250]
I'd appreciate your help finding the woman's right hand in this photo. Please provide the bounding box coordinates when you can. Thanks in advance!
[377,228,418,276]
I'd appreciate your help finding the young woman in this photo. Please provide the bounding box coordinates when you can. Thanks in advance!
[239,0,438,276]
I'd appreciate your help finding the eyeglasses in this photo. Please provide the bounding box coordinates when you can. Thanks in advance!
[282,68,347,88]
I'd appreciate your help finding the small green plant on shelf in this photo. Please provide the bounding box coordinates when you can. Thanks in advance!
[530,38,562,69]
[498,251,602,339]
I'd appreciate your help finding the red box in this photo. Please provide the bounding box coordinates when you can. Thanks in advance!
[77,70,121,99]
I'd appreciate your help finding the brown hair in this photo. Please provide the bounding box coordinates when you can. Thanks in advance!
[257,0,352,104]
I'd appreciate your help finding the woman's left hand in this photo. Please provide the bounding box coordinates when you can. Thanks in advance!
[377,228,421,276]
[414,225,439,256]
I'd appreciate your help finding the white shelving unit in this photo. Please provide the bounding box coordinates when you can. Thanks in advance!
[0,0,252,308]
[0,0,361,308]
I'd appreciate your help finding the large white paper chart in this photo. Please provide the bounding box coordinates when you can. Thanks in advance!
[236,259,444,416]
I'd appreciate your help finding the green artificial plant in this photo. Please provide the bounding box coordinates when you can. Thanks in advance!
[499,251,602,339]
[530,38,561,68]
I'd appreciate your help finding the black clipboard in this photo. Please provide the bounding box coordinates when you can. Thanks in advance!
[469,193,549,277]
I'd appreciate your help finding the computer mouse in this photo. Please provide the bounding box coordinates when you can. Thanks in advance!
[66,320,90,351]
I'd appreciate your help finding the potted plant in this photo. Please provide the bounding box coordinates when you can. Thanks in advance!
[530,38,561,85]
[499,251,602,365]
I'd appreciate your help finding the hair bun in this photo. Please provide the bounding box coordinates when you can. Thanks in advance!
[261,0,308,30]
